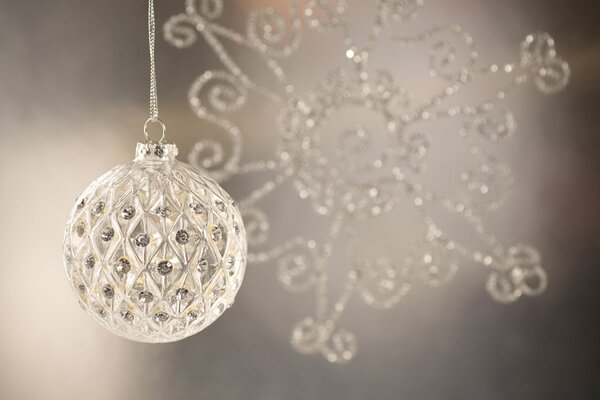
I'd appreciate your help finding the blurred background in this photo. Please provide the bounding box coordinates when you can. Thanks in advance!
[0,1,599,399]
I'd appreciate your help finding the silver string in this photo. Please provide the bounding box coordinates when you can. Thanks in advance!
[148,0,158,120]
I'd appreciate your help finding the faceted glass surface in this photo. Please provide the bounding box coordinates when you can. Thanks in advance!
[63,143,247,343]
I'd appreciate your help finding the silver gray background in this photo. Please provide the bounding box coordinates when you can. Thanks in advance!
[0,1,598,399]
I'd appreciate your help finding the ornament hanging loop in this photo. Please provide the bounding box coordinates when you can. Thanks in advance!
[144,117,166,144]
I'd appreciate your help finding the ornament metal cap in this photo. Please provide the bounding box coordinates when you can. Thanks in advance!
[135,142,178,161]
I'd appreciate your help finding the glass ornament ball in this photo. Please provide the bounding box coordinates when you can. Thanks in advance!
[63,142,247,343]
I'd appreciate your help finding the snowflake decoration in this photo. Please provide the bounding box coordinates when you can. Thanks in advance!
[164,0,569,363]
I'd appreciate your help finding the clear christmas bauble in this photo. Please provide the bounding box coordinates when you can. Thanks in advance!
[63,142,247,343]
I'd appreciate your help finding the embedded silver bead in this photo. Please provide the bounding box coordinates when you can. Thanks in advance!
[121,206,136,220]
[157,260,173,275]
[115,257,131,275]
[175,229,189,245]
[135,234,150,247]
[198,258,208,272]
[102,284,115,299]
[121,310,134,322]
[100,227,114,242]
[84,254,95,269]
[76,222,85,237]
[175,288,189,301]
[187,311,198,322]
[155,206,171,218]
[189,202,205,214]
[76,198,86,210]
[138,291,154,304]
[215,200,226,212]
[92,201,105,215]
[211,226,222,241]
[153,312,169,323]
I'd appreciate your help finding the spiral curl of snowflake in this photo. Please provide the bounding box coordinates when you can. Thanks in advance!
[164,0,570,363]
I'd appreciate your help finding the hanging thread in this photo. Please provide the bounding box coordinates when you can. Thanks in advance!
[144,0,166,143]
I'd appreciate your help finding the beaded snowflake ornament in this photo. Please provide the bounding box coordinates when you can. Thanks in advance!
[164,0,569,361]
